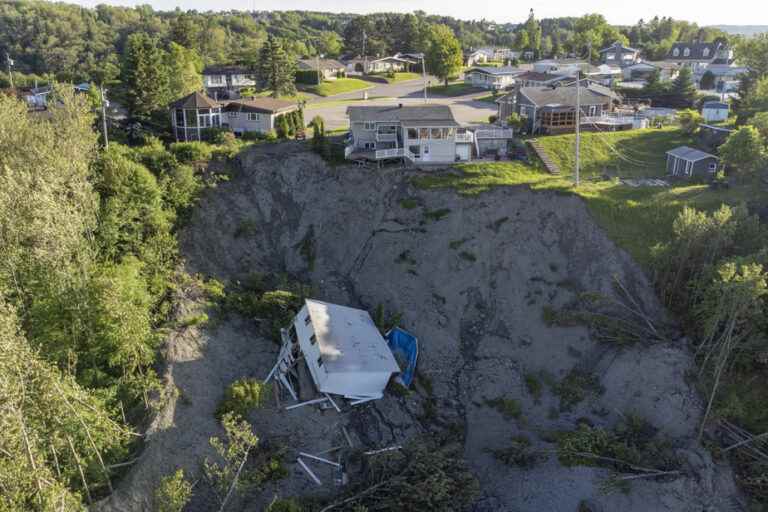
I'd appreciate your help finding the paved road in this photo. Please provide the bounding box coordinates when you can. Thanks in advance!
[305,77,497,130]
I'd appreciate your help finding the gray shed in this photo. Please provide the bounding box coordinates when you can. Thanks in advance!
[665,146,719,178]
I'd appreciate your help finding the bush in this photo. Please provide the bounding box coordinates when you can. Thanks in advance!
[169,141,214,163]
[486,397,522,419]
[216,378,270,419]
[154,469,193,512]
[553,369,605,411]
[492,435,539,468]
[677,109,703,135]
[267,498,302,512]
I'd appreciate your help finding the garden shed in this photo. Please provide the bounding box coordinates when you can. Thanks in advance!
[665,146,719,178]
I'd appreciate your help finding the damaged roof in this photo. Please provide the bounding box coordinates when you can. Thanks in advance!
[305,299,400,374]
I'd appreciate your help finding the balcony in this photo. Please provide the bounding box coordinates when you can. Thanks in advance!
[375,132,398,142]
[375,147,411,159]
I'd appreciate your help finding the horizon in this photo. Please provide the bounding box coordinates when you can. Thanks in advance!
[62,0,767,27]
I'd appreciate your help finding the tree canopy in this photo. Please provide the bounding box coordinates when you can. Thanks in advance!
[425,24,463,86]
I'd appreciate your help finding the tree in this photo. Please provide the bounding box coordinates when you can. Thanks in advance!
[506,113,525,132]
[522,9,542,59]
[166,42,203,100]
[317,31,343,57]
[670,67,697,107]
[275,115,290,139]
[736,33,768,79]
[749,111,768,141]
[155,469,193,512]
[677,109,704,135]
[257,35,297,98]
[425,24,463,87]
[204,413,259,512]
[170,13,201,50]
[122,32,171,119]
[700,70,716,90]
[739,76,768,123]
[719,126,766,174]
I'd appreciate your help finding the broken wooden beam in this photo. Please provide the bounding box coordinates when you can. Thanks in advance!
[297,457,322,485]
[298,451,341,468]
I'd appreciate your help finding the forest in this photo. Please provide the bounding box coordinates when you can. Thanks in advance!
[0,1,737,87]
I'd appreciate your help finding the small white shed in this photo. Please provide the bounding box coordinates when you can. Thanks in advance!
[702,101,729,123]
[289,299,400,400]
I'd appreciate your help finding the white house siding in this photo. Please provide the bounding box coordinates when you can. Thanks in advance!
[350,122,379,150]
[225,111,275,134]
[703,108,728,122]
[465,72,516,90]
[293,305,329,393]
[404,127,457,163]
[204,74,227,88]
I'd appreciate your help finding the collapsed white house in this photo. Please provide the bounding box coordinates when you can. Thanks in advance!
[267,299,400,403]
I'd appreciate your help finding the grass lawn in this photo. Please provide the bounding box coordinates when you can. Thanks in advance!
[254,90,310,102]
[374,72,422,84]
[303,78,372,97]
[427,82,483,97]
[413,128,762,267]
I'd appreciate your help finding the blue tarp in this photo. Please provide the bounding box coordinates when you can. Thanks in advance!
[385,327,419,387]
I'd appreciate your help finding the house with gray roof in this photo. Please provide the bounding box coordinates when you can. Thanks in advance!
[599,42,641,67]
[666,146,719,178]
[464,66,525,90]
[222,97,299,136]
[345,104,475,164]
[505,84,617,135]
[297,58,346,81]
[203,65,256,100]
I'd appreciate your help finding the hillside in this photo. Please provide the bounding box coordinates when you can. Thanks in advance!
[709,25,768,36]
[99,141,741,511]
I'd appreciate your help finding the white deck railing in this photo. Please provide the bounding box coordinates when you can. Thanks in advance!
[375,148,414,160]
[473,128,515,139]
[375,132,398,142]
[455,132,474,142]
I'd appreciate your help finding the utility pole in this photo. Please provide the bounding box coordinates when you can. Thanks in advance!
[575,76,580,187]
[5,53,14,89]
[421,55,427,103]
[362,30,367,74]
[316,53,323,85]
[100,85,109,148]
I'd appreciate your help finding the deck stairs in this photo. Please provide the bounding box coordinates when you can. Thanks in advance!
[527,139,560,175]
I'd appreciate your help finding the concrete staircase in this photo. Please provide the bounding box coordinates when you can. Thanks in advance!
[527,139,560,175]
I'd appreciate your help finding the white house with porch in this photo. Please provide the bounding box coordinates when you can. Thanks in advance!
[169,91,222,142]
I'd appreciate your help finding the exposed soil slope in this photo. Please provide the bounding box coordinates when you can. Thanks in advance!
[101,142,741,512]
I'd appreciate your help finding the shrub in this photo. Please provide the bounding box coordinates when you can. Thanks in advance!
[553,369,605,411]
[267,498,303,512]
[488,114,498,124]
[154,469,193,512]
[216,378,270,419]
[677,109,703,135]
[524,373,543,401]
[492,435,539,468]
[486,397,522,419]
[169,141,214,163]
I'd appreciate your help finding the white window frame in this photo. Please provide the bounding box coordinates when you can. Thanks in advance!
[209,75,224,85]
[363,122,376,131]
[247,112,259,122]
[702,48,710,58]
[683,48,690,57]
[673,48,680,57]
[364,142,376,150]
[229,111,239,118]
[708,161,718,172]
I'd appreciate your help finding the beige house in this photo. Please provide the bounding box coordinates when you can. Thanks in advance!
[222,98,299,135]
[297,58,346,80]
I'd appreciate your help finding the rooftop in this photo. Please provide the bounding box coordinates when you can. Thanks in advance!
[347,104,459,126]
[518,85,614,107]
[223,97,297,114]
[305,299,400,374]
[169,91,220,109]
[466,66,525,76]
[203,65,252,75]
[297,58,346,71]
[666,146,717,162]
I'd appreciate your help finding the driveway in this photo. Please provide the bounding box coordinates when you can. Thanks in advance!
[304,78,498,130]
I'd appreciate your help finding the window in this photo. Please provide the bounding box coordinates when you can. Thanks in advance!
[673,48,680,57]
[185,109,198,127]
[683,48,690,57]
[289,326,298,344]
[248,112,259,121]
[708,162,718,172]
[317,356,324,368]
[175,109,184,125]
[431,128,443,139]
[364,142,376,150]
[229,111,239,118]
[310,334,317,345]
[703,48,710,58]
[363,122,376,130]
[419,127,429,139]
[304,315,311,325]
[423,145,430,155]
[409,145,420,157]
[209,75,224,85]
[445,128,455,138]
[588,105,597,116]
[407,127,418,139]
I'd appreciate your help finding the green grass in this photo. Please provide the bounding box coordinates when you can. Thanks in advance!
[373,72,422,84]
[412,129,762,267]
[477,93,501,103]
[427,82,482,97]
[303,78,373,97]
[255,90,310,102]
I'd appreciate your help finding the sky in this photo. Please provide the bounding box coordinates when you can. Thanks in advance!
[66,0,765,26]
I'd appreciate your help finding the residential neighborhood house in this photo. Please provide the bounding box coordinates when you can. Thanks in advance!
[464,66,524,90]
[277,299,401,401]
[666,146,719,178]
[297,58,346,81]
[621,61,680,82]
[345,104,475,164]
[203,65,256,100]
[599,42,641,67]
[222,97,299,136]
[664,42,733,74]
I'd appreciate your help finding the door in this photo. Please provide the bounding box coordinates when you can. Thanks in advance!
[456,144,470,161]
[422,143,431,162]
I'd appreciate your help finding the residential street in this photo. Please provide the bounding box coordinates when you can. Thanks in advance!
[304,77,498,129]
